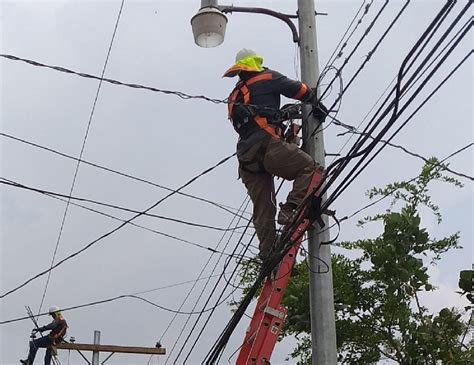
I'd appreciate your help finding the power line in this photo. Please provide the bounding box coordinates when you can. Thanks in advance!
[178,180,286,362]
[163,198,252,365]
[0,132,249,219]
[313,0,413,139]
[321,0,373,73]
[327,14,473,181]
[0,53,225,104]
[335,128,473,181]
[0,177,250,233]
[38,0,126,316]
[324,10,472,208]
[337,142,472,226]
[321,1,470,204]
[0,273,235,325]
[0,177,252,258]
[0,152,236,299]
[318,0,390,102]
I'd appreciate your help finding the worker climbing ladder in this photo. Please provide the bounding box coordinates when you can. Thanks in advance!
[236,169,325,365]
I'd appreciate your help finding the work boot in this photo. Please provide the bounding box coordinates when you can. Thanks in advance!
[20,360,31,365]
[277,202,297,226]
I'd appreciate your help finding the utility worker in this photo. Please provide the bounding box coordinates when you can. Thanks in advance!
[20,306,68,365]
[224,49,326,263]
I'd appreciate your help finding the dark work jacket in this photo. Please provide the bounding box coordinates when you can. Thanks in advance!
[229,68,314,159]
[39,316,68,344]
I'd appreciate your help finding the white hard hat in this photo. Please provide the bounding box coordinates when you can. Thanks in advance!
[48,306,60,314]
[235,48,257,62]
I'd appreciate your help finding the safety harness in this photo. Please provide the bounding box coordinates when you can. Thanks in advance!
[227,72,282,140]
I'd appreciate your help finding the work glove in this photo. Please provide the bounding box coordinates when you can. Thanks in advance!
[312,101,329,123]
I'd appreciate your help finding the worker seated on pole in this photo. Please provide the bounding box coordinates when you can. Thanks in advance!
[224,48,327,264]
[20,306,68,365]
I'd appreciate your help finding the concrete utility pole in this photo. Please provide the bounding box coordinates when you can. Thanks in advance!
[92,330,100,365]
[297,0,337,363]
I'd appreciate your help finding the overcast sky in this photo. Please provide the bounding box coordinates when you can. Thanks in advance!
[1,1,472,364]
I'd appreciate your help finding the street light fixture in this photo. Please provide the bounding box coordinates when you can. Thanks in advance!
[190,6,228,48]
[191,2,304,48]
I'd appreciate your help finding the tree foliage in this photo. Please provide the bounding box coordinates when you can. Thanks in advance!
[235,159,472,364]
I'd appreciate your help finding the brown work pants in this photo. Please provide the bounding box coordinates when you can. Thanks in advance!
[239,137,317,258]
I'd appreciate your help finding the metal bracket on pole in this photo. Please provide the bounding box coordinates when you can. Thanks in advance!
[218,5,300,44]
[101,352,115,365]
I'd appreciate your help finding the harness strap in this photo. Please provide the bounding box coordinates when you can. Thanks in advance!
[254,116,280,139]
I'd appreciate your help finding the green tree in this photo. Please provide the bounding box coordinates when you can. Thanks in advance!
[235,159,472,364]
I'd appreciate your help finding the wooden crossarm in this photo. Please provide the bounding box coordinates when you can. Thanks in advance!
[55,343,166,355]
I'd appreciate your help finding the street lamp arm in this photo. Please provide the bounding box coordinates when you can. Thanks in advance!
[218,5,300,43]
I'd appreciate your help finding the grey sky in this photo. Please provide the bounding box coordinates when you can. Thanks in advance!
[1,1,472,364]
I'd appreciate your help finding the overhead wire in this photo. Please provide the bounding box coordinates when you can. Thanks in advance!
[335,142,473,225]
[327,14,473,182]
[320,0,465,200]
[336,0,411,102]
[171,203,254,364]
[318,0,390,102]
[180,179,287,362]
[0,132,249,219]
[161,197,251,365]
[37,0,126,317]
[0,177,250,233]
[324,5,472,208]
[0,152,236,299]
[0,272,237,326]
[330,46,474,204]
[312,0,413,139]
[0,54,226,104]
[0,177,252,258]
[321,0,373,72]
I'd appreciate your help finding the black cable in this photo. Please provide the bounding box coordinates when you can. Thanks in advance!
[328,46,473,206]
[0,177,250,232]
[319,0,390,101]
[312,0,415,139]
[310,0,404,139]
[329,12,471,177]
[340,143,473,222]
[325,17,472,208]
[0,152,236,299]
[0,278,237,325]
[37,0,126,317]
[162,197,251,365]
[313,0,456,141]
[172,203,255,364]
[334,128,473,181]
[337,0,411,101]
[181,179,286,362]
[322,0,466,200]
[0,54,226,104]
[0,132,249,219]
[0,177,251,258]
[322,0,372,73]
[300,246,330,274]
